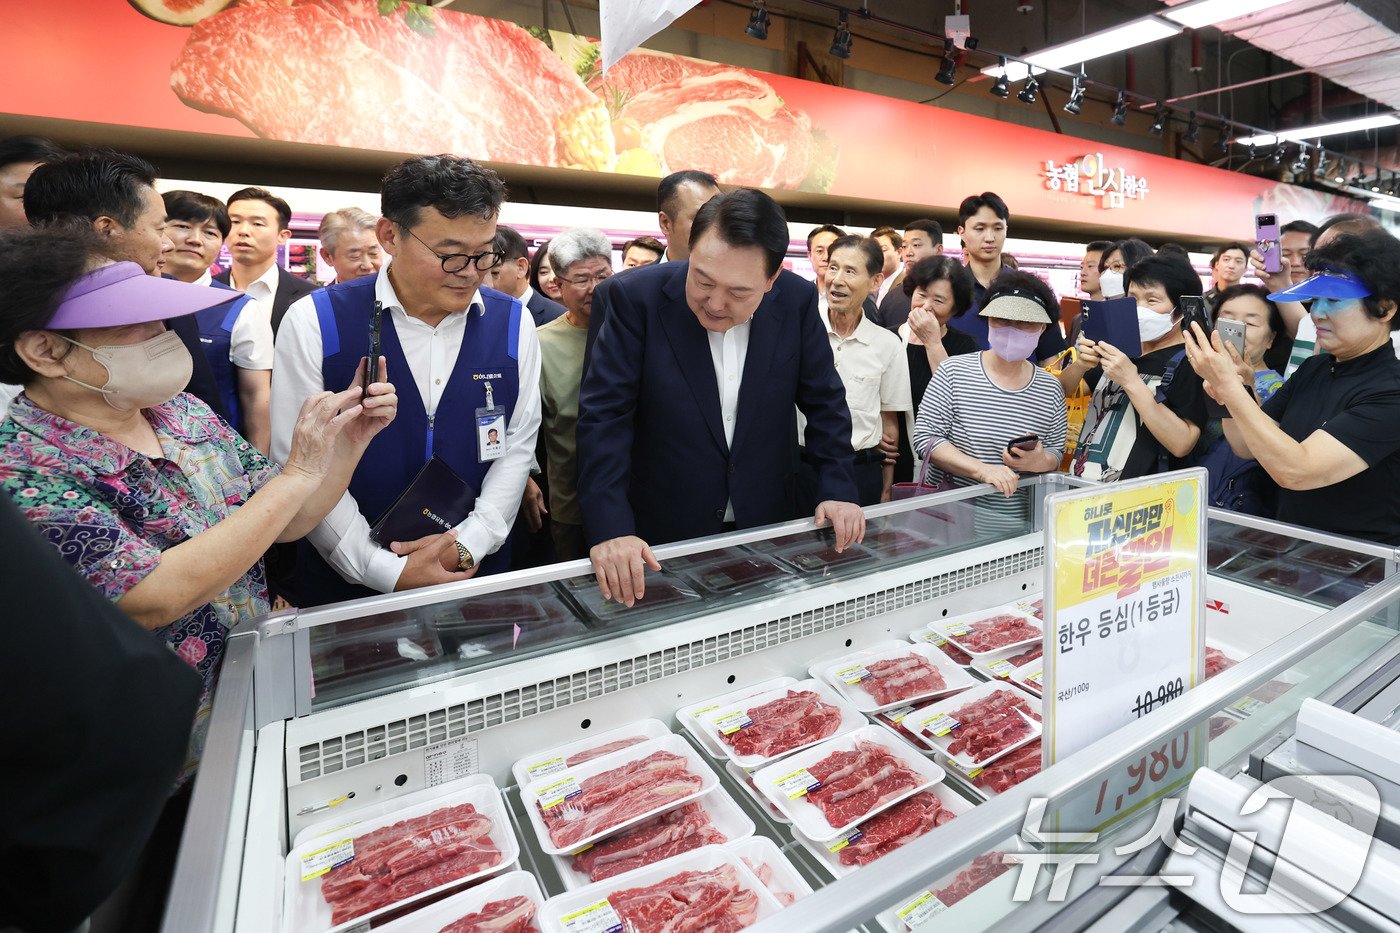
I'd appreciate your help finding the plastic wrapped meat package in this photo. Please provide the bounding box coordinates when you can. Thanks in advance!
[1237,559,1330,597]
[676,678,865,770]
[858,520,938,560]
[724,836,812,906]
[567,570,702,625]
[677,677,800,760]
[928,608,1042,658]
[909,628,975,667]
[942,739,1042,800]
[809,639,977,713]
[310,613,443,688]
[510,719,673,788]
[798,783,972,878]
[665,549,796,595]
[879,846,1025,931]
[1228,525,1299,557]
[430,585,586,659]
[374,870,544,932]
[1293,543,1383,583]
[904,682,1042,772]
[765,530,877,574]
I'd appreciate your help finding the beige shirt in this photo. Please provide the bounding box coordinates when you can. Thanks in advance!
[817,307,912,451]
[536,313,589,525]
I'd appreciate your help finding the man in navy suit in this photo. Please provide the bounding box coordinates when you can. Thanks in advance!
[490,224,565,326]
[578,188,865,606]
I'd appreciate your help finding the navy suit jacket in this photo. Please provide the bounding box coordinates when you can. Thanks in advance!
[577,262,858,547]
[526,289,566,327]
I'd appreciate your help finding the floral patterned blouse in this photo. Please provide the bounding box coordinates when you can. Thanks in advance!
[0,392,279,784]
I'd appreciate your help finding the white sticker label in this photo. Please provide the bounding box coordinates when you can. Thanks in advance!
[1027,670,1044,687]
[535,776,583,811]
[826,827,865,852]
[1232,696,1267,717]
[560,898,624,933]
[774,767,823,799]
[896,890,949,928]
[913,711,960,738]
[944,623,972,636]
[986,660,1015,679]
[300,838,354,881]
[835,663,871,684]
[423,736,479,788]
[886,705,916,724]
[706,708,753,735]
[525,756,568,781]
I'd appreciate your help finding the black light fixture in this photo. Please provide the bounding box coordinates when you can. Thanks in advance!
[1291,143,1309,175]
[1183,111,1200,143]
[935,37,957,85]
[1149,101,1168,135]
[1270,144,1286,167]
[1371,172,1382,193]
[1110,89,1128,125]
[1247,142,1257,160]
[1332,157,1347,185]
[1216,120,1230,154]
[1349,166,1363,186]
[1063,68,1085,115]
[1017,72,1040,105]
[830,11,852,59]
[744,1,770,40]
[990,57,1010,98]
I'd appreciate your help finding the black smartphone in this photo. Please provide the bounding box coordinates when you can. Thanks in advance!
[365,300,383,395]
[1007,433,1039,453]
[1179,295,1208,334]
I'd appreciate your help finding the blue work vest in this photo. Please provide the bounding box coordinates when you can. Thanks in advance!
[193,293,252,432]
[296,276,523,606]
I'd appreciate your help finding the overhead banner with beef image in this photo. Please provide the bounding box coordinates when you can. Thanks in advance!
[0,0,1356,238]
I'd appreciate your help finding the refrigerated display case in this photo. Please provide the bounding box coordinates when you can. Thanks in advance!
[161,473,1400,933]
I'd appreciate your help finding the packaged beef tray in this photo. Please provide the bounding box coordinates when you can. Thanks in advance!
[810,639,976,713]
[283,775,518,933]
[798,784,972,879]
[677,677,865,770]
[928,608,1043,658]
[375,870,545,933]
[520,735,719,856]
[905,681,1042,771]
[511,719,672,789]
[677,677,800,760]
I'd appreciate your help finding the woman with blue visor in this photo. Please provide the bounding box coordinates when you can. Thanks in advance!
[1184,229,1400,544]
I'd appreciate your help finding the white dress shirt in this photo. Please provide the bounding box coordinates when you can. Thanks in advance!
[707,320,751,521]
[877,268,903,306]
[271,264,542,594]
[0,383,19,420]
[227,263,279,371]
[195,269,213,288]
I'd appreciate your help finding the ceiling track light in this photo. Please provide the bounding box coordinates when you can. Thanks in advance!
[1063,69,1085,115]
[1149,101,1168,135]
[1017,73,1040,105]
[1216,119,1230,154]
[830,11,852,59]
[1183,111,1200,144]
[1270,144,1285,166]
[1247,142,1257,160]
[744,1,770,40]
[935,37,957,85]
[991,56,1011,98]
[1110,89,1128,126]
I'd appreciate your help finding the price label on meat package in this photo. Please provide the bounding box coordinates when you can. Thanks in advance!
[560,898,624,933]
[886,705,916,724]
[705,707,753,735]
[985,660,1015,679]
[535,776,583,811]
[1044,470,1207,834]
[895,890,949,928]
[826,827,865,852]
[835,662,871,684]
[299,838,354,881]
[943,623,972,637]
[912,711,960,738]
[526,756,568,781]
[774,767,823,799]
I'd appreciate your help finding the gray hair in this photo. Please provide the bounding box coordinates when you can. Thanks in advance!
[318,207,378,254]
[548,227,613,276]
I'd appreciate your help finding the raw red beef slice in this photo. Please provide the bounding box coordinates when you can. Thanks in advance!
[742,858,796,906]
[941,690,1039,764]
[838,792,956,866]
[1205,647,1236,679]
[438,895,538,933]
[571,803,727,881]
[953,615,1040,653]
[566,735,646,767]
[539,751,703,848]
[862,654,947,706]
[608,865,760,933]
[806,741,922,828]
[971,740,1042,794]
[720,690,842,759]
[932,852,1014,907]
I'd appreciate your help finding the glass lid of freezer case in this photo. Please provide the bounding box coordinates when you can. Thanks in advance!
[301,484,1040,710]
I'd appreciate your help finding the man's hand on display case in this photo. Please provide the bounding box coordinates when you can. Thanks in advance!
[591,535,661,607]
[390,530,477,591]
[815,500,865,552]
[521,477,548,532]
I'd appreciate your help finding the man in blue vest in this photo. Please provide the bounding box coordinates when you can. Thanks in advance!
[271,155,542,605]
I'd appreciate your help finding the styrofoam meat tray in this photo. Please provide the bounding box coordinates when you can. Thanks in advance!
[677,676,799,759]
[877,842,1027,932]
[797,781,975,879]
[665,549,797,594]
[550,786,755,890]
[752,724,946,843]
[726,760,792,824]
[809,639,978,713]
[1008,659,1042,696]
[969,641,1044,684]
[677,678,866,771]
[908,627,975,668]
[373,869,544,932]
[765,531,878,574]
[569,570,703,624]
[927,607,1043,658]
[294,775,503,850]
[282,775,518,933]
[725,836,814,905]
[520,735,721,856]
[903,681,1043,772]
[538,844,783,933]
[511,719,672,789]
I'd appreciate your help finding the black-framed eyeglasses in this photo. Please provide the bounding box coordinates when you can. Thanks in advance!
[406,227,503,274]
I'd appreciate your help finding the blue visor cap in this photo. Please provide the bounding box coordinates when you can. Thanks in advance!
[1268,268,1373,303]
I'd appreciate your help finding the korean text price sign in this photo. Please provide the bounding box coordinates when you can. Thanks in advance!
[1042,469,1206,830]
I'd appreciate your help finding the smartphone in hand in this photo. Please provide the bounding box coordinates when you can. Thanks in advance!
[1007,433,1039,453]
[365,300,383,395]
[1179,295,1208,334]
[1255,213,1281,275]
[1216,318,1247,359]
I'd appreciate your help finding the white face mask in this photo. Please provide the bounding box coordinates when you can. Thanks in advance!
[62,330,192,412]
[1136,304,1176,343]
[1100,270,1125,299]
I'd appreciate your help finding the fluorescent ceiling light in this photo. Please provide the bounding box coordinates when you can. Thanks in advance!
[1234,113,1400,146]
[1162,0,1298,30]
[982,17,1180,82]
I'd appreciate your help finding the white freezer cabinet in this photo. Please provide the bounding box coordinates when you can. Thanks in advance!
[162,474,1400,933]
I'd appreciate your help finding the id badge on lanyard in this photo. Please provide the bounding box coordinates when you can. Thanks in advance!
[476,379,507,463]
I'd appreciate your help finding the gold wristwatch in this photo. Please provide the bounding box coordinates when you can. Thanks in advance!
[455,541,475,571]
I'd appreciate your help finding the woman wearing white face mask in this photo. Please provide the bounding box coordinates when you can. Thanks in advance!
[912,271,1067,506]
[0,228,399,786]
[1096,238,1153,300]
[1064,255,1210,483]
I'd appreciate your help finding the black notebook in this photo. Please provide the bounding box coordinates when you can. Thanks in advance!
[369,456,478,547]
[1081,296,1142,358]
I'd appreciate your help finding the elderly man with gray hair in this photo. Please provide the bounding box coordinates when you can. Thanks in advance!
[530,227,614,559]
[317,206,382,284]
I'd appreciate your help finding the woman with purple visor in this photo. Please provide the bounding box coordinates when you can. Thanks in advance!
[0,227,398,783]
[1184,229,1400,544]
